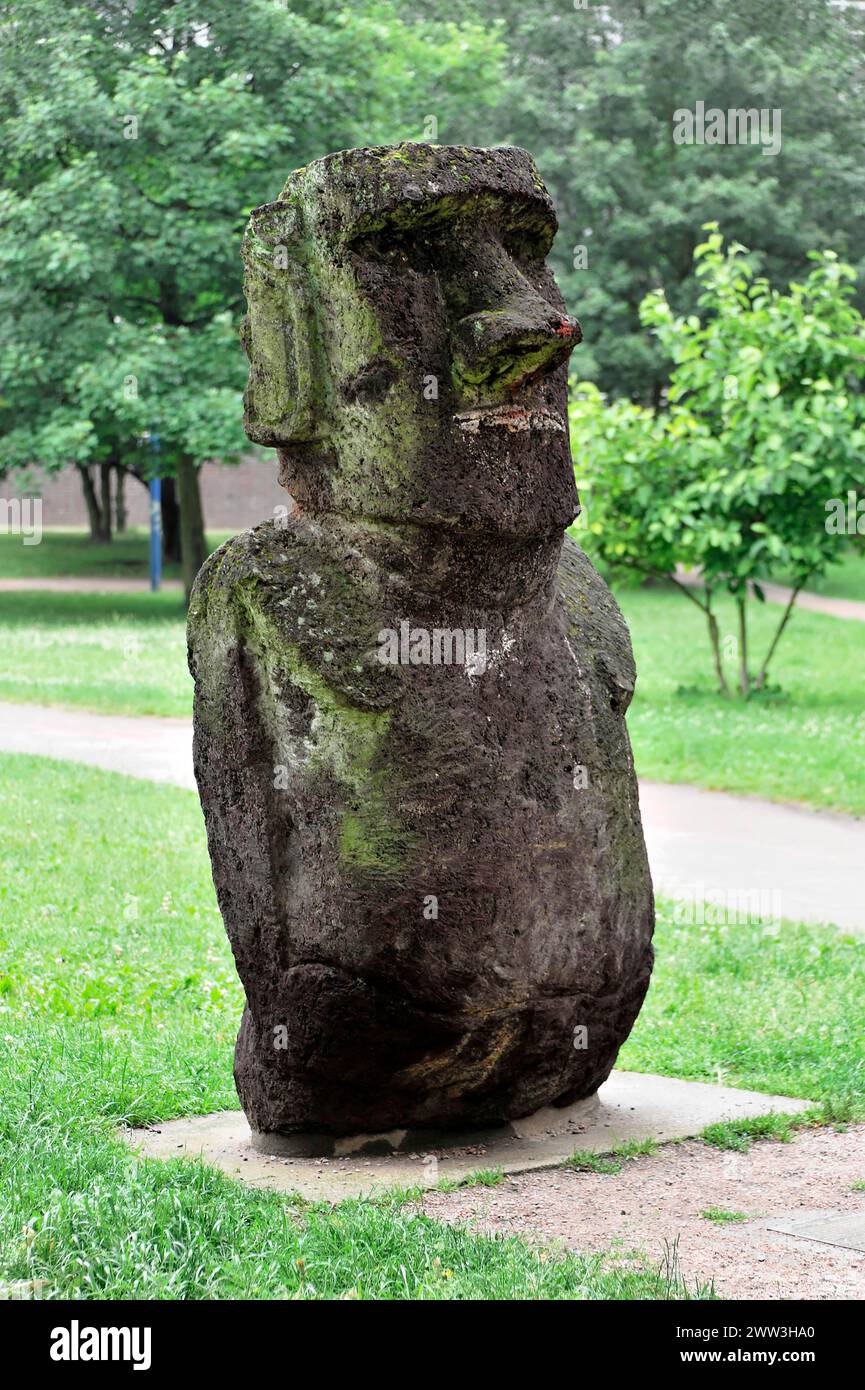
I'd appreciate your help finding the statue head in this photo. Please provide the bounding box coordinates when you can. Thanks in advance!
[241,144,581,539]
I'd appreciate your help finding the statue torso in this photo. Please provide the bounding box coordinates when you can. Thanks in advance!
[188,520,653,1131]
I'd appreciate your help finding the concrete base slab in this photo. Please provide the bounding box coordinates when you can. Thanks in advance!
[122,1071,811,1203]
[246,1091,602,1158]
[764,1209,865,1253]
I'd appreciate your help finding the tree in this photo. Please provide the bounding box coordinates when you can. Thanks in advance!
[464,0,865,402]
[573,231,865,695]
[0,0,504,597]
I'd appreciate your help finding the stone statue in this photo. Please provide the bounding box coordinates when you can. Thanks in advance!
[188,143,654,1151]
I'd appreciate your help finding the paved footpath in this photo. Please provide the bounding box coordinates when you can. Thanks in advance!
[753,579,865,623]
[0,576,183,593]
[1,700,862,933]
[639,781,863,935]
[0,700,195,790]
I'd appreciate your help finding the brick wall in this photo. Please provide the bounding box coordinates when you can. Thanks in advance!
[14,458,289,533]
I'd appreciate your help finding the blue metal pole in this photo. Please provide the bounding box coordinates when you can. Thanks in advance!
[148,429,162,592]
[149,477,162,592]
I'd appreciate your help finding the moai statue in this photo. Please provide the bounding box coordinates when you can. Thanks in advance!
[188,144,654,1150]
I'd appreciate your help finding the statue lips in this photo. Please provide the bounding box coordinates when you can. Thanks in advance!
[452,403,567,434]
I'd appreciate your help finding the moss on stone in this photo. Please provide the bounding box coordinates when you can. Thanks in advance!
[229,576,414,881]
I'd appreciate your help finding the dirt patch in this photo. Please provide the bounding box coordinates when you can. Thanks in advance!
[422,1125,865,1299]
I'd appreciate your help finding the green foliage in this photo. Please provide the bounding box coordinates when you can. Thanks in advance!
[642,227,865,593]
[468,0,865,400]
[571,383,684,577]
[573,230,865,693]
[0,0,504,482]
[6,0,865,473]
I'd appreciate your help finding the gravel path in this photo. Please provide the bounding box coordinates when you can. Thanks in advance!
[423,1125,865,1299]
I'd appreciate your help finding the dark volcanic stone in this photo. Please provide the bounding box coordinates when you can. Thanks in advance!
[187,143,654,1138]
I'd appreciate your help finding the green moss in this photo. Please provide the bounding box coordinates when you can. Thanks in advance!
[242,206,333,440]
[228,577,414,881]
[452,341,557,401]
[379,148,423,168]
[338,805,415,881]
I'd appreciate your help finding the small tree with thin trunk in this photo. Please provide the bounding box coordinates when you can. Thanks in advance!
[571,385,738,696]
[572,229,865,696]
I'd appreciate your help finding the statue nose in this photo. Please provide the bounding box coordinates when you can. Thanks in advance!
[451,298,582,396]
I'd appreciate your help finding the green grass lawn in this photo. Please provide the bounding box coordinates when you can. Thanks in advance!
[619,585,865,816]
[0,527,233,581]
[0,591,192,717]
[618,911,865,1115]
[0,528,183,581]
[1,754,861,1298]
[0,753,715,1301]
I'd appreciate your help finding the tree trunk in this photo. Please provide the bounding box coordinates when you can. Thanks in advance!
[114,465,128,534]
[706,603,731,697]
[98,463,113,543]
[161,476,181,564]
[755,578,809,691]
[76,464,103,542]
[737,595,750,697]
[177,454,207,605]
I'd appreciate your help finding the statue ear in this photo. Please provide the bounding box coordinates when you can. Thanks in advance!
[241,202,320,446]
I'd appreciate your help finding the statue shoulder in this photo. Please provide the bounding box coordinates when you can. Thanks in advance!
[556,533,637,710]
[189,518,314,616]
[188,517,390,711]
[187,517,321,676]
